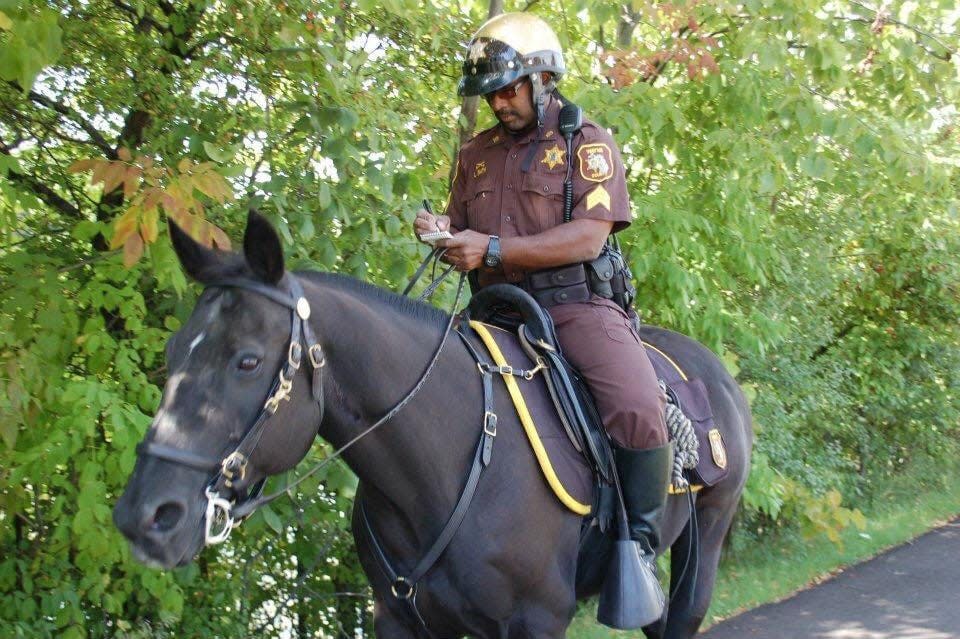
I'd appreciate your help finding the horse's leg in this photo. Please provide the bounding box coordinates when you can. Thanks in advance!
[505,605,574,639]
[642,510,696,639]
[504,574,576,639]
[661,492,739,639]
[371,599,428,639]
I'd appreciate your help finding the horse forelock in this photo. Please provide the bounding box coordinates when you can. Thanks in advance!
[189,251,252,284]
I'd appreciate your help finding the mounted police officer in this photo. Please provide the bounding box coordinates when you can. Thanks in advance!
[413,12,673,626]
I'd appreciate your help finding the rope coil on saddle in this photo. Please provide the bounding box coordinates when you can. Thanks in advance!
[661,380,699,490]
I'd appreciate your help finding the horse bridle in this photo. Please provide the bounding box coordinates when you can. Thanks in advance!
[136,274,327,544]
[136,270,467,545]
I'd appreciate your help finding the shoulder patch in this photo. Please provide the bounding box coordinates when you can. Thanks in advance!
[577,143,614,183]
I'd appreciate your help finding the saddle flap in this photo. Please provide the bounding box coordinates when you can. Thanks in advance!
[670,377,729,487]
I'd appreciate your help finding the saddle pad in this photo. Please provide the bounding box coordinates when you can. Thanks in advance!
[469,321,594,515]
[643,342,729,489]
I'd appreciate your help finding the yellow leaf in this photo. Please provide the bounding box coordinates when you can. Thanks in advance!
[123,166,142,199]
[178,158,193,173]
[67,158,98,174]
[123,233,144,267]
[90,160,112,186]
[110,206,140,249]
[140,208,159,243]
[0,12,12,31]
[211,225,231,250]
[117,147,132,162]
[197,219,213,247]
[100,162,127,194]
[193,171,233,202]
[142,187,163,212]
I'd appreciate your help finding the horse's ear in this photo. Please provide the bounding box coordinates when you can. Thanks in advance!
[169,217,223,284]
[243,209,284,285]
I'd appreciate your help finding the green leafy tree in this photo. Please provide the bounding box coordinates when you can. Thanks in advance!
[1,0,958,636]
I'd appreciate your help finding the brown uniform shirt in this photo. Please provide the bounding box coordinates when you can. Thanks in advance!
[445,97,669,450]
[445,97,632,287]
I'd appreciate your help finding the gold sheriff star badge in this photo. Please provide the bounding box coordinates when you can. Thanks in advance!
[541,144,566,170]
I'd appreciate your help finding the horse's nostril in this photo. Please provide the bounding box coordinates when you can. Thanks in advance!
[151,502,185,533]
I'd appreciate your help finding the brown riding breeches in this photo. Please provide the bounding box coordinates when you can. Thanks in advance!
[549,298,668,450]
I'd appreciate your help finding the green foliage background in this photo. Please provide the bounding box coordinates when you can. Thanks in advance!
[0,0,957,636]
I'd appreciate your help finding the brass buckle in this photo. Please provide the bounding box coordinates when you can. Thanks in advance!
[524,358,547,380]
[264,370,294,414]
[221,451,248,483]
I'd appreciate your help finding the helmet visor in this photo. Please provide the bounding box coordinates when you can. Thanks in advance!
[458,39,525,97]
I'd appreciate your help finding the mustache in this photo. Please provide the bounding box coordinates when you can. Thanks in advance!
[495,109,520,120]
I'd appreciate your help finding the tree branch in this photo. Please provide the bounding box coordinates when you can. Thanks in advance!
[8,83,117,158]
[110,0,165,34]
[1,165,84,220]
[847,0,954,60]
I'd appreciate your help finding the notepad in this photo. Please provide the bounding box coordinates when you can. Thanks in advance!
[418,230,454,244]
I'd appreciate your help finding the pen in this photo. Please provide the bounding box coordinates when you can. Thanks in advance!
[423,199,441,232]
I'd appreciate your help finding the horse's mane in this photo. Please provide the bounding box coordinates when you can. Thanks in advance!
[190,252,450,330]
[297,270,451,330]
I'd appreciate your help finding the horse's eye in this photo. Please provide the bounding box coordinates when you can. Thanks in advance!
[238,356,261,372]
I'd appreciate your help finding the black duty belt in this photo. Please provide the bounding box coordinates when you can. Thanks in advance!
[521,262,593,307]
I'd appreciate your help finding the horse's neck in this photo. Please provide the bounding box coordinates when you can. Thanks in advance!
[309,281,480,537]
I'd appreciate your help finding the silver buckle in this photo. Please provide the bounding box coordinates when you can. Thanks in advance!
[308,344,325,368]
[204,488,236,545]
[288,342,303,369]
[483,411,498,437]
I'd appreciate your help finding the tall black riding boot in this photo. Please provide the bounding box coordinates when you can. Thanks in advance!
[597,441,673,630]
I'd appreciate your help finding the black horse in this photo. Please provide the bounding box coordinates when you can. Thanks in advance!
[114,212,752,638]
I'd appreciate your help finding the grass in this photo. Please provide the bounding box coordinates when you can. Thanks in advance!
[567,458,960,638]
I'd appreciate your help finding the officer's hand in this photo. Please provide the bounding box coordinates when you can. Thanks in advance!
[413,209,451,242]
[438,230,489,272]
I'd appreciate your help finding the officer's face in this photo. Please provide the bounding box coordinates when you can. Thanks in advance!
[486,77,536,132]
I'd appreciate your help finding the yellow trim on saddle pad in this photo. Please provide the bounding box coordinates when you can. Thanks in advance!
[469,321,592,516]
[668,484,703,495]
[642,341,689,382]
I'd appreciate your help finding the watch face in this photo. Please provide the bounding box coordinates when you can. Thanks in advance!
[484,236,501,267]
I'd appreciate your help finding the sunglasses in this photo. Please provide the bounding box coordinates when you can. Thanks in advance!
[483,78,527,103]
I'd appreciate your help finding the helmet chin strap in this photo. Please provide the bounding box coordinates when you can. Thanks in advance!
[529,73,556,128]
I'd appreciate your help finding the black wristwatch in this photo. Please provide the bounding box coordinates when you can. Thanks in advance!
[483,235,502,268]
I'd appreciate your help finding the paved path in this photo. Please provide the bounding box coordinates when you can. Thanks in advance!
[700,517,960,639]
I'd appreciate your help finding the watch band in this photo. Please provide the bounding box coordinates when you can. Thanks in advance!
[484,235,502,268]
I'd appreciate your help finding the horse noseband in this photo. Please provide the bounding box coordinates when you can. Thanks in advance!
[136,274,326,545]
